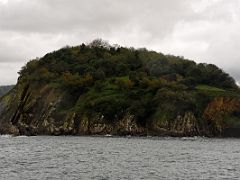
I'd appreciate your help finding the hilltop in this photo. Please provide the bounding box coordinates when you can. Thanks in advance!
[0,39,240,137]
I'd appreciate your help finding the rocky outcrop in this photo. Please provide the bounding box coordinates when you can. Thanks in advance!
[203,97,240,136]
[170,112,203,136]
[77,113,145,135]
[151,112,209,137]
[0,84,145,136]
[1,83,240,137]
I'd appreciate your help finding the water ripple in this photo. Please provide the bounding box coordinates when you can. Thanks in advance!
[1,136,240,179]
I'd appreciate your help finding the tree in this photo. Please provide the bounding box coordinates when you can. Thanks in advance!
[146,58,172,76]
[88,38,111,49]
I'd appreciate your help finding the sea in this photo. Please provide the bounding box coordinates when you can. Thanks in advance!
[0,135,240,180]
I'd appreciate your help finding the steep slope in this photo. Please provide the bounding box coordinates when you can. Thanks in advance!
[0,39,240,136]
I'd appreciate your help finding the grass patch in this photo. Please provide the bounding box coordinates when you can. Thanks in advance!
[196,84,240,97]
[196,85,225,92]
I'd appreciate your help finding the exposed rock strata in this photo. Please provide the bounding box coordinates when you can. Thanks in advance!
[1,84,240,137]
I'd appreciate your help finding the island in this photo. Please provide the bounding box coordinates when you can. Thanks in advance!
[1,39,240,137]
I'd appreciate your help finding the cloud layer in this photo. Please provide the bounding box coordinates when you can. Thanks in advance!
[0,0,240,85]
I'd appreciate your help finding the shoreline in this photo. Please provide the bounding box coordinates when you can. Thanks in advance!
[1,133,239,138]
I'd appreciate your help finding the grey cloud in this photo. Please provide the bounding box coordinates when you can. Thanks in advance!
[0,62,23,85]
[0,0,240,85]
[0,0,192,35]
[0,0,134,33]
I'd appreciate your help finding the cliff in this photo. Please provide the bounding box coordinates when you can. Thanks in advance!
[0,39,240,137]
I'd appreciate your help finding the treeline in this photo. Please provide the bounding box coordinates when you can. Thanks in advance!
[18,39,237,90]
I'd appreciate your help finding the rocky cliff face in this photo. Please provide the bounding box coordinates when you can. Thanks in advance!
[149,111,210,137]
[0,84,145,136]
[203,97,240,136]
[1,84,240,137]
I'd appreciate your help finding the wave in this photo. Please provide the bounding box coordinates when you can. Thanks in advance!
[0,134,13,138]
[104,134,113,137]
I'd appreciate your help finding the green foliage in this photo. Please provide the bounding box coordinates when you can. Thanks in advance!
[115,77,133,91]
[154,88,196,113]
[223,113,240,126]
[74,87,129,122]
[196,84,240,97]
[16,39,240,125]
[196,85,225,92]
[61,72,94,94]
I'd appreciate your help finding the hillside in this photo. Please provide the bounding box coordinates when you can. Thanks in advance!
[0,39,240,136]
[0,85,14,97]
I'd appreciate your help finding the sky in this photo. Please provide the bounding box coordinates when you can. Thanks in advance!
[0,0,240,85]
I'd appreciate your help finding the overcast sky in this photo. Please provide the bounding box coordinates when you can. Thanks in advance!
[0,0,240,85]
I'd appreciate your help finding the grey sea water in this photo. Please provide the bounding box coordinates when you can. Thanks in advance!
[0,135,240,180]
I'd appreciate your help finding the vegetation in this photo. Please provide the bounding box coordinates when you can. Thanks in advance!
[16,39,239,128]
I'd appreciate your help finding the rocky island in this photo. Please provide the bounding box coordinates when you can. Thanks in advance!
[1,39,240,137]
